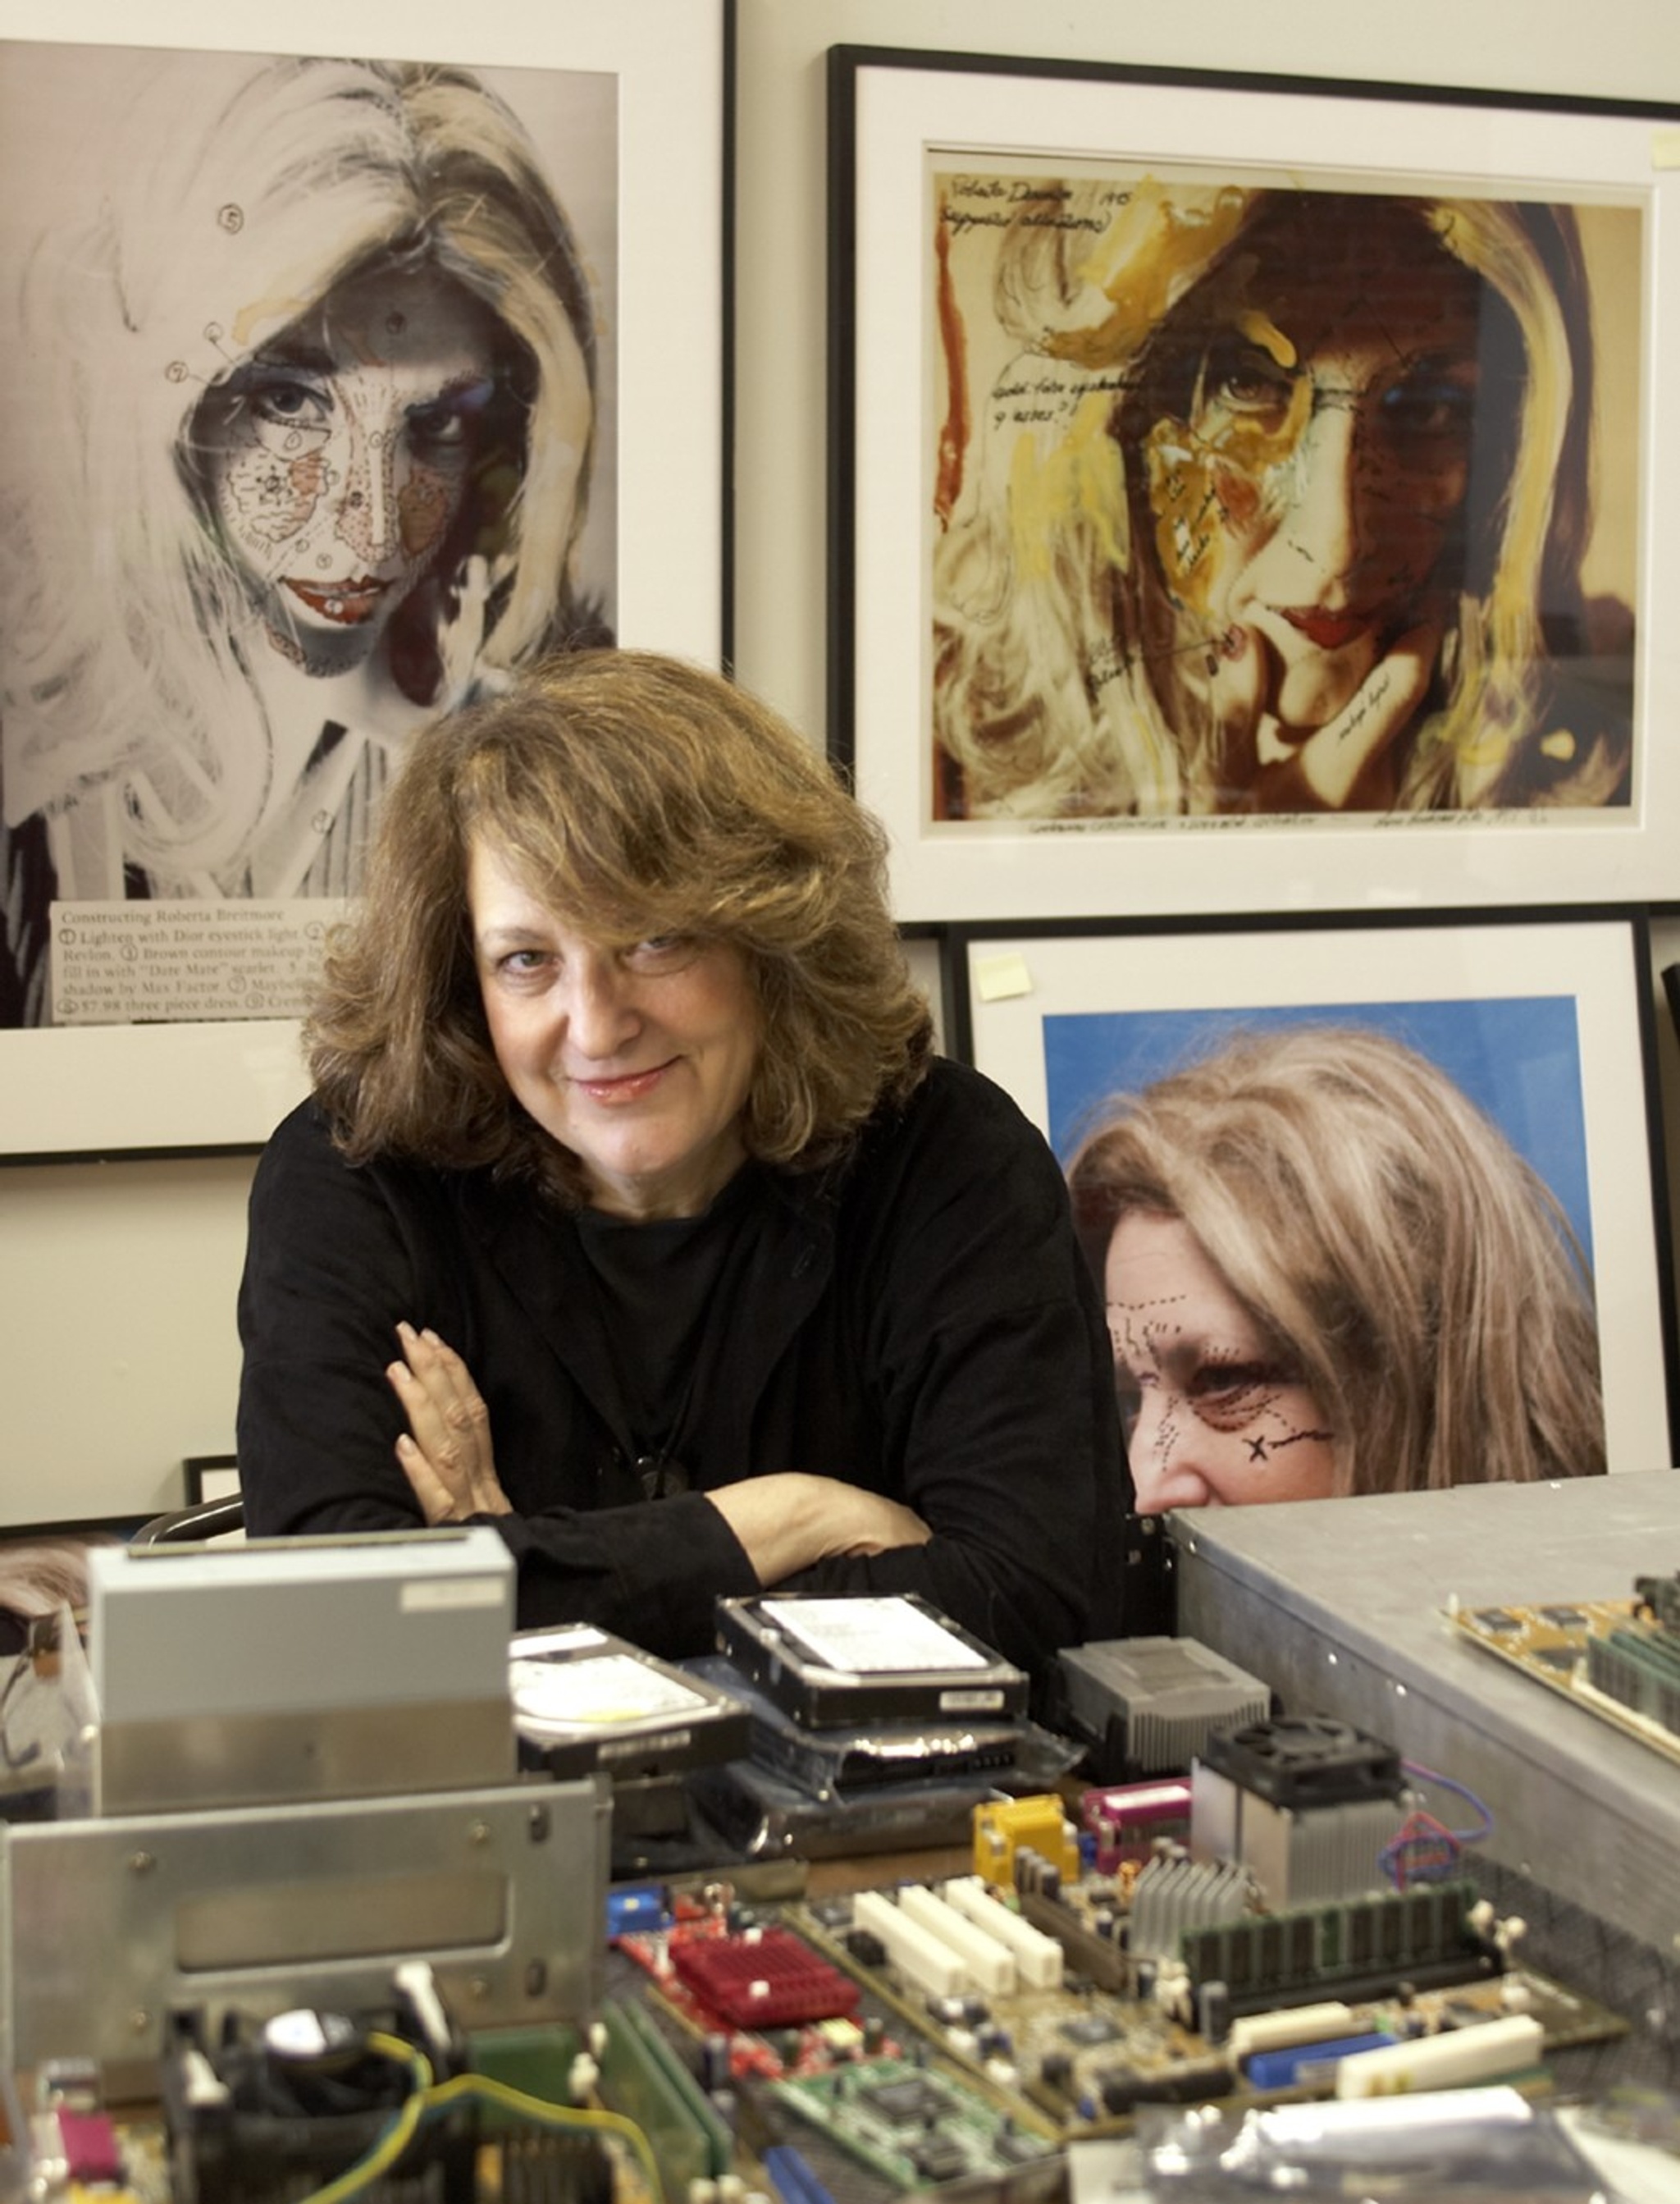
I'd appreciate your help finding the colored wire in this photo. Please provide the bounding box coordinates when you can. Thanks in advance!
[422,2072,667,2204]
[294,2033,433,2204]
[1401,1758,1495,1844]
[1379,1808,1462,1891]
[290,2037,667,2204]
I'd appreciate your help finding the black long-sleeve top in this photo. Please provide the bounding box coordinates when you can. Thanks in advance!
[236,1055,1126,1675]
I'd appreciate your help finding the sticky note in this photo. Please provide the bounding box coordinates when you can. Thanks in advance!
[975,952,1033,1002]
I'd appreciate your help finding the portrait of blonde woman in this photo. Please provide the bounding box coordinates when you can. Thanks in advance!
[1066,1025,1606,1511]
[0,45,612,1025]
[933,172,1636,821]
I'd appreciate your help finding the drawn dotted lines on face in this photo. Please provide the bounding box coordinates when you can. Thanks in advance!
[1103,1292,1187,1362]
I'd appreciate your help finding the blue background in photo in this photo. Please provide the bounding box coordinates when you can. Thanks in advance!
[1044,995,1592,1269]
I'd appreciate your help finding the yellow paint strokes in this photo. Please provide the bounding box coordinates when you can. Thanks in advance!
[1048,181,1252,370]
[1141,373,1310,617]
[1007,392,1129,580]
[1454,724,1518,773]
[1144,420,1217,613]
[1203,375,1312,475]
[1237,309,1296,369]
[231,294,315,352]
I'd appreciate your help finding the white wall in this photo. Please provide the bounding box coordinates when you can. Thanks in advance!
[2,0,1677,1524]
[0,1153,255,1523]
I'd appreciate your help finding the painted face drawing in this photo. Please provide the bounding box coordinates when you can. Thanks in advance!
[1139,198,1492,765]
[1105,1209,1337,1511]
[195,263,500,672]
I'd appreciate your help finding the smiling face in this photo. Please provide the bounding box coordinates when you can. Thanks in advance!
[1105,1208,1339,1511]
[195,263,501,673]
[468,836,762,1222]
[1139,198,1491,737]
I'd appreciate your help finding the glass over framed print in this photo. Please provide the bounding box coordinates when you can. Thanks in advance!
[957,910,1675,1498]
[830,49,1680,922]
[0,0,731,1155]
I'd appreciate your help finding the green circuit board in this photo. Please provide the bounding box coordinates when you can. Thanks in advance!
[1450,1594,1680,1771]
[768,2054,1057,2188]
[788,1886,1622,2134]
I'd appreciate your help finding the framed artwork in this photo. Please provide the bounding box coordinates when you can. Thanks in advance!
[956,910,1676,1490]
[0,0,731,1157]
[830,48,1680,922]
[182,1454,241,1507]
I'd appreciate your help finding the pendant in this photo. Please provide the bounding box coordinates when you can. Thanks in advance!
[637,1454,692,1501]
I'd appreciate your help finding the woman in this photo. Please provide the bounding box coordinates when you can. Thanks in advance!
[1,51,604,1024]
[1066,1026,1605,1509]
[237,651,1123,1675]
[934,180,1630,819]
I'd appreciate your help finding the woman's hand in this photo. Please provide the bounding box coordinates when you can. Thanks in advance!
[386,1321,512,1523]
[1213,615,1444,812]
[704,1474,930,1587]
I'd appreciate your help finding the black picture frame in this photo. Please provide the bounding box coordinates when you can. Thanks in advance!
[950,903,1678,1475]
[829,46,1680,923]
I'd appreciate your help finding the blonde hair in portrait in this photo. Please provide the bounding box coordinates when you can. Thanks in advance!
[933,171,1630,821]
[1067,1023,1606,1494]
[2,48,607,1000]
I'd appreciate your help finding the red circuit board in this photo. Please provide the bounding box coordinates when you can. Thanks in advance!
[614,1902,898,2081]
[670,1925,860,2028]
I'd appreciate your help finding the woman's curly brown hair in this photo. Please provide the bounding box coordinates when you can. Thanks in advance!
[307,650,933,1200]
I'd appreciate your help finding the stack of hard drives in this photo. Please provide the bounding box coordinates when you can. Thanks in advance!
[509,1622,752,1843]
[684,1592,1075,1859]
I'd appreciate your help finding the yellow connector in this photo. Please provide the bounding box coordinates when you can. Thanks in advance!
[972,1794,1080,1891]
